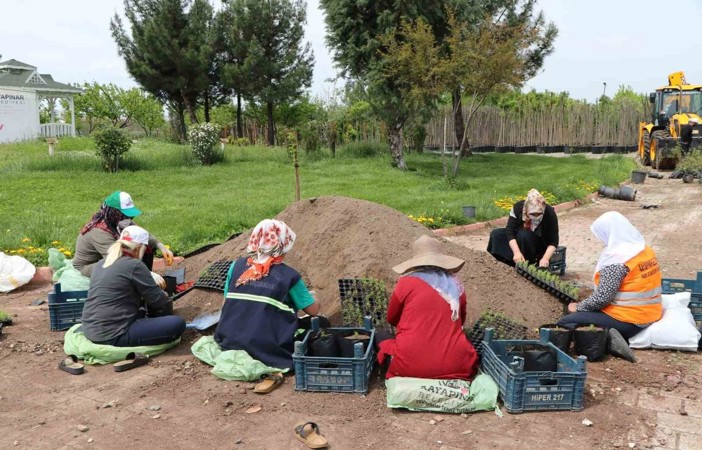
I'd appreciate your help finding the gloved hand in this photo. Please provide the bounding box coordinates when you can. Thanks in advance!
[157,243,174,266]
[151,272,166,290]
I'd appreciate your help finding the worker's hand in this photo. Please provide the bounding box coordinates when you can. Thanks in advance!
[512,252,525,264]
[151,272,166,290]
[158,243,174,266]
[567,302,578,313]
[538,257,550,268]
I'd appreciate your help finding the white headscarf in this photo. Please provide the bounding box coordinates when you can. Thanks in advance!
[591,211,645,276]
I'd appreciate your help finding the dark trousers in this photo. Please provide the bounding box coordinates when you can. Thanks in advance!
[101,315,186,347]
[556,311,644,340]
[487,227,546,266]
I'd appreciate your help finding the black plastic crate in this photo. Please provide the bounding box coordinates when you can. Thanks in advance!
[548,246,567,276]
[48,283,88,331]
[293,316,375,394]
[194,260,233,292]
[338,278,390,331]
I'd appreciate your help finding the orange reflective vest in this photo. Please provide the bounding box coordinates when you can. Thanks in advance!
[595,246,663,324]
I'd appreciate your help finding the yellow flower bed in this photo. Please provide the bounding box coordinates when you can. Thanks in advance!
[493,191,558,212]
[4,238,72,265]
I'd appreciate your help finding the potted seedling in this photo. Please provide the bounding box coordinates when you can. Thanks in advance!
[540,324,573,354]
[519,344,558,372]
[0,310,12,326]
[309,328,340,358]
[573,324,608,361]
[338,330,371,358]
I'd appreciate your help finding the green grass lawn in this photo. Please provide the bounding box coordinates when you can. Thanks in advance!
[0,137,634,265]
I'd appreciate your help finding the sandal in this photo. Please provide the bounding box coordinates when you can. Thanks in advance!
[254,372,284,394]
[294,422,328,449]
[113,352,150,372]
[58,355,84,375]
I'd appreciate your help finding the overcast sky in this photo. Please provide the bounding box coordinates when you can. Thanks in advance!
[2,0,702,102]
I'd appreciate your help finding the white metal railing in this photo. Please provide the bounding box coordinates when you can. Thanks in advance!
[40,123,74,138]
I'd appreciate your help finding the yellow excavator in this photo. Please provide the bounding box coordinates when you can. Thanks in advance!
[638,71,702,169]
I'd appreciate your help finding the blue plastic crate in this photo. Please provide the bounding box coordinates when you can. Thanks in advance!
[48,283,88,331]
[481,328,587,413]
[293,316,375,394]
[662,274,702,322]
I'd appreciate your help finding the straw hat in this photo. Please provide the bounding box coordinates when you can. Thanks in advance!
[392,235,465,274]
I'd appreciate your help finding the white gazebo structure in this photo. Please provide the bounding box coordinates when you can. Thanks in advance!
[0,59,82,143]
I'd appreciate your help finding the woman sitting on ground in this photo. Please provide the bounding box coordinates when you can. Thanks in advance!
[73,191,174,277]
[377,235,478,379]
[487,188,559,267]
[557,211,663,361]
[214,219,326,372]
[81,225,186,347]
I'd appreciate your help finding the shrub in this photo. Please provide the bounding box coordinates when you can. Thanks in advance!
[404,123,427,153]
[339,142,386,158]
[93,128,132,172]
[676,149,702,174]
[189,122,222,165]
[300,120,322,154]
[233,137,249,147]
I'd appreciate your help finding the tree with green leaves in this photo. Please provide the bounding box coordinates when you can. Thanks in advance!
[111,0,214,141]
[379,3,557,175]
[218,0,314,146]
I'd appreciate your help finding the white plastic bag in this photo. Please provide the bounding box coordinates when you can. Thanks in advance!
[629,292,700,351]
[0,252,36,293]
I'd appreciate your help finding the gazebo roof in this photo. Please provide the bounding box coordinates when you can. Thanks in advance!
[0,59,82,95]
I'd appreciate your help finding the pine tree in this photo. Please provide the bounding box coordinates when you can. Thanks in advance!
[111,0,214,141]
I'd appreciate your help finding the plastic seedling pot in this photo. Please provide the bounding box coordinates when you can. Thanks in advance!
[309,329,340,357]
[462,206,476,218]
[338,330,371,358]
[540,324,573,354]
[520,346,558,372]
[573,324,608,361]
[631,170,647,184]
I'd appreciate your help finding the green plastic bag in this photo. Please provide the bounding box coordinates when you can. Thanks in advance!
[385,372,499,414]
[63,324,180,365]
[48,249,90,291]
[191,336,288,381]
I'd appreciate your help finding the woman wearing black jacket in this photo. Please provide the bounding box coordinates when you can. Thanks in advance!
[487,189,559,267]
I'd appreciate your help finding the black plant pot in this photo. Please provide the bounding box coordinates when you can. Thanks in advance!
[540,324,573,354]
[573,325,608,361]
[520,346,558,372]
[309,330,341,357]
[337,331,371,358]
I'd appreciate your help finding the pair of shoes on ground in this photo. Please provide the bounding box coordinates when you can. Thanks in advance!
[607,329,637,363]
[254,372,284,394]
[294,422,328,449]
[58,352,150,375]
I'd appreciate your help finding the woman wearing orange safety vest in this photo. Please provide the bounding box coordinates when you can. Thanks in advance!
[557,211,663,361]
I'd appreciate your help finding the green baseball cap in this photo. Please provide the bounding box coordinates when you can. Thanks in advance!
[104,191,142,217]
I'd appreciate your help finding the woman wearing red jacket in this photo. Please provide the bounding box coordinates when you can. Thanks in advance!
[377,235,478,380]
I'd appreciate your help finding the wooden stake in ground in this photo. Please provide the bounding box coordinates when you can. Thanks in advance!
[287,132,301,201]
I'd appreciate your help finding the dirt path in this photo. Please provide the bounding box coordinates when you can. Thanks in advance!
[1,181,701,449]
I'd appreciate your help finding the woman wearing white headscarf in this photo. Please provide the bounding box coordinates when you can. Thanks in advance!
[377,235,478,380]
[557,212,663,361]
[487,189,559,267]
[214,219,325,375]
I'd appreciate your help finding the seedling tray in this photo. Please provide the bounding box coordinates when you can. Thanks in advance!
[293,316,375,394]
[48,283,88,331]
[466,312,528,359]
[516,265,578,304]
[338,278,390,331]
[481,328,587,413]
[193,260,233,292]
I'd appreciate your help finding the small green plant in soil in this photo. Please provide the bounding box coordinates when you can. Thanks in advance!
[345,331,370,340]
[341,278,389,331]
[517,261,580,299]
[0,310,12,323]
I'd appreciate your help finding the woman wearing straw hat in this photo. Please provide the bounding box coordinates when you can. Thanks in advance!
[377,235,478,379]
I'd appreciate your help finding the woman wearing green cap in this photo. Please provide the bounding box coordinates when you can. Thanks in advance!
[73,191,174,278]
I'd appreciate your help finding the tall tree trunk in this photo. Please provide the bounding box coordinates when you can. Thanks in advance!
[388,120,407,170]
[169,100,187,142]
[452,89,471,157]
[266,101,275,146]
[236,93,243,139]
[204,91,211,123]
[182,93,198,124]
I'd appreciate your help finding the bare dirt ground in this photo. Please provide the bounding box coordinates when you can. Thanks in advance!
[1,184,701,450]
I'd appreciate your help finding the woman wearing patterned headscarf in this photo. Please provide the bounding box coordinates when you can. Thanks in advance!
[487,188,560,267]
[214,219,325,382]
